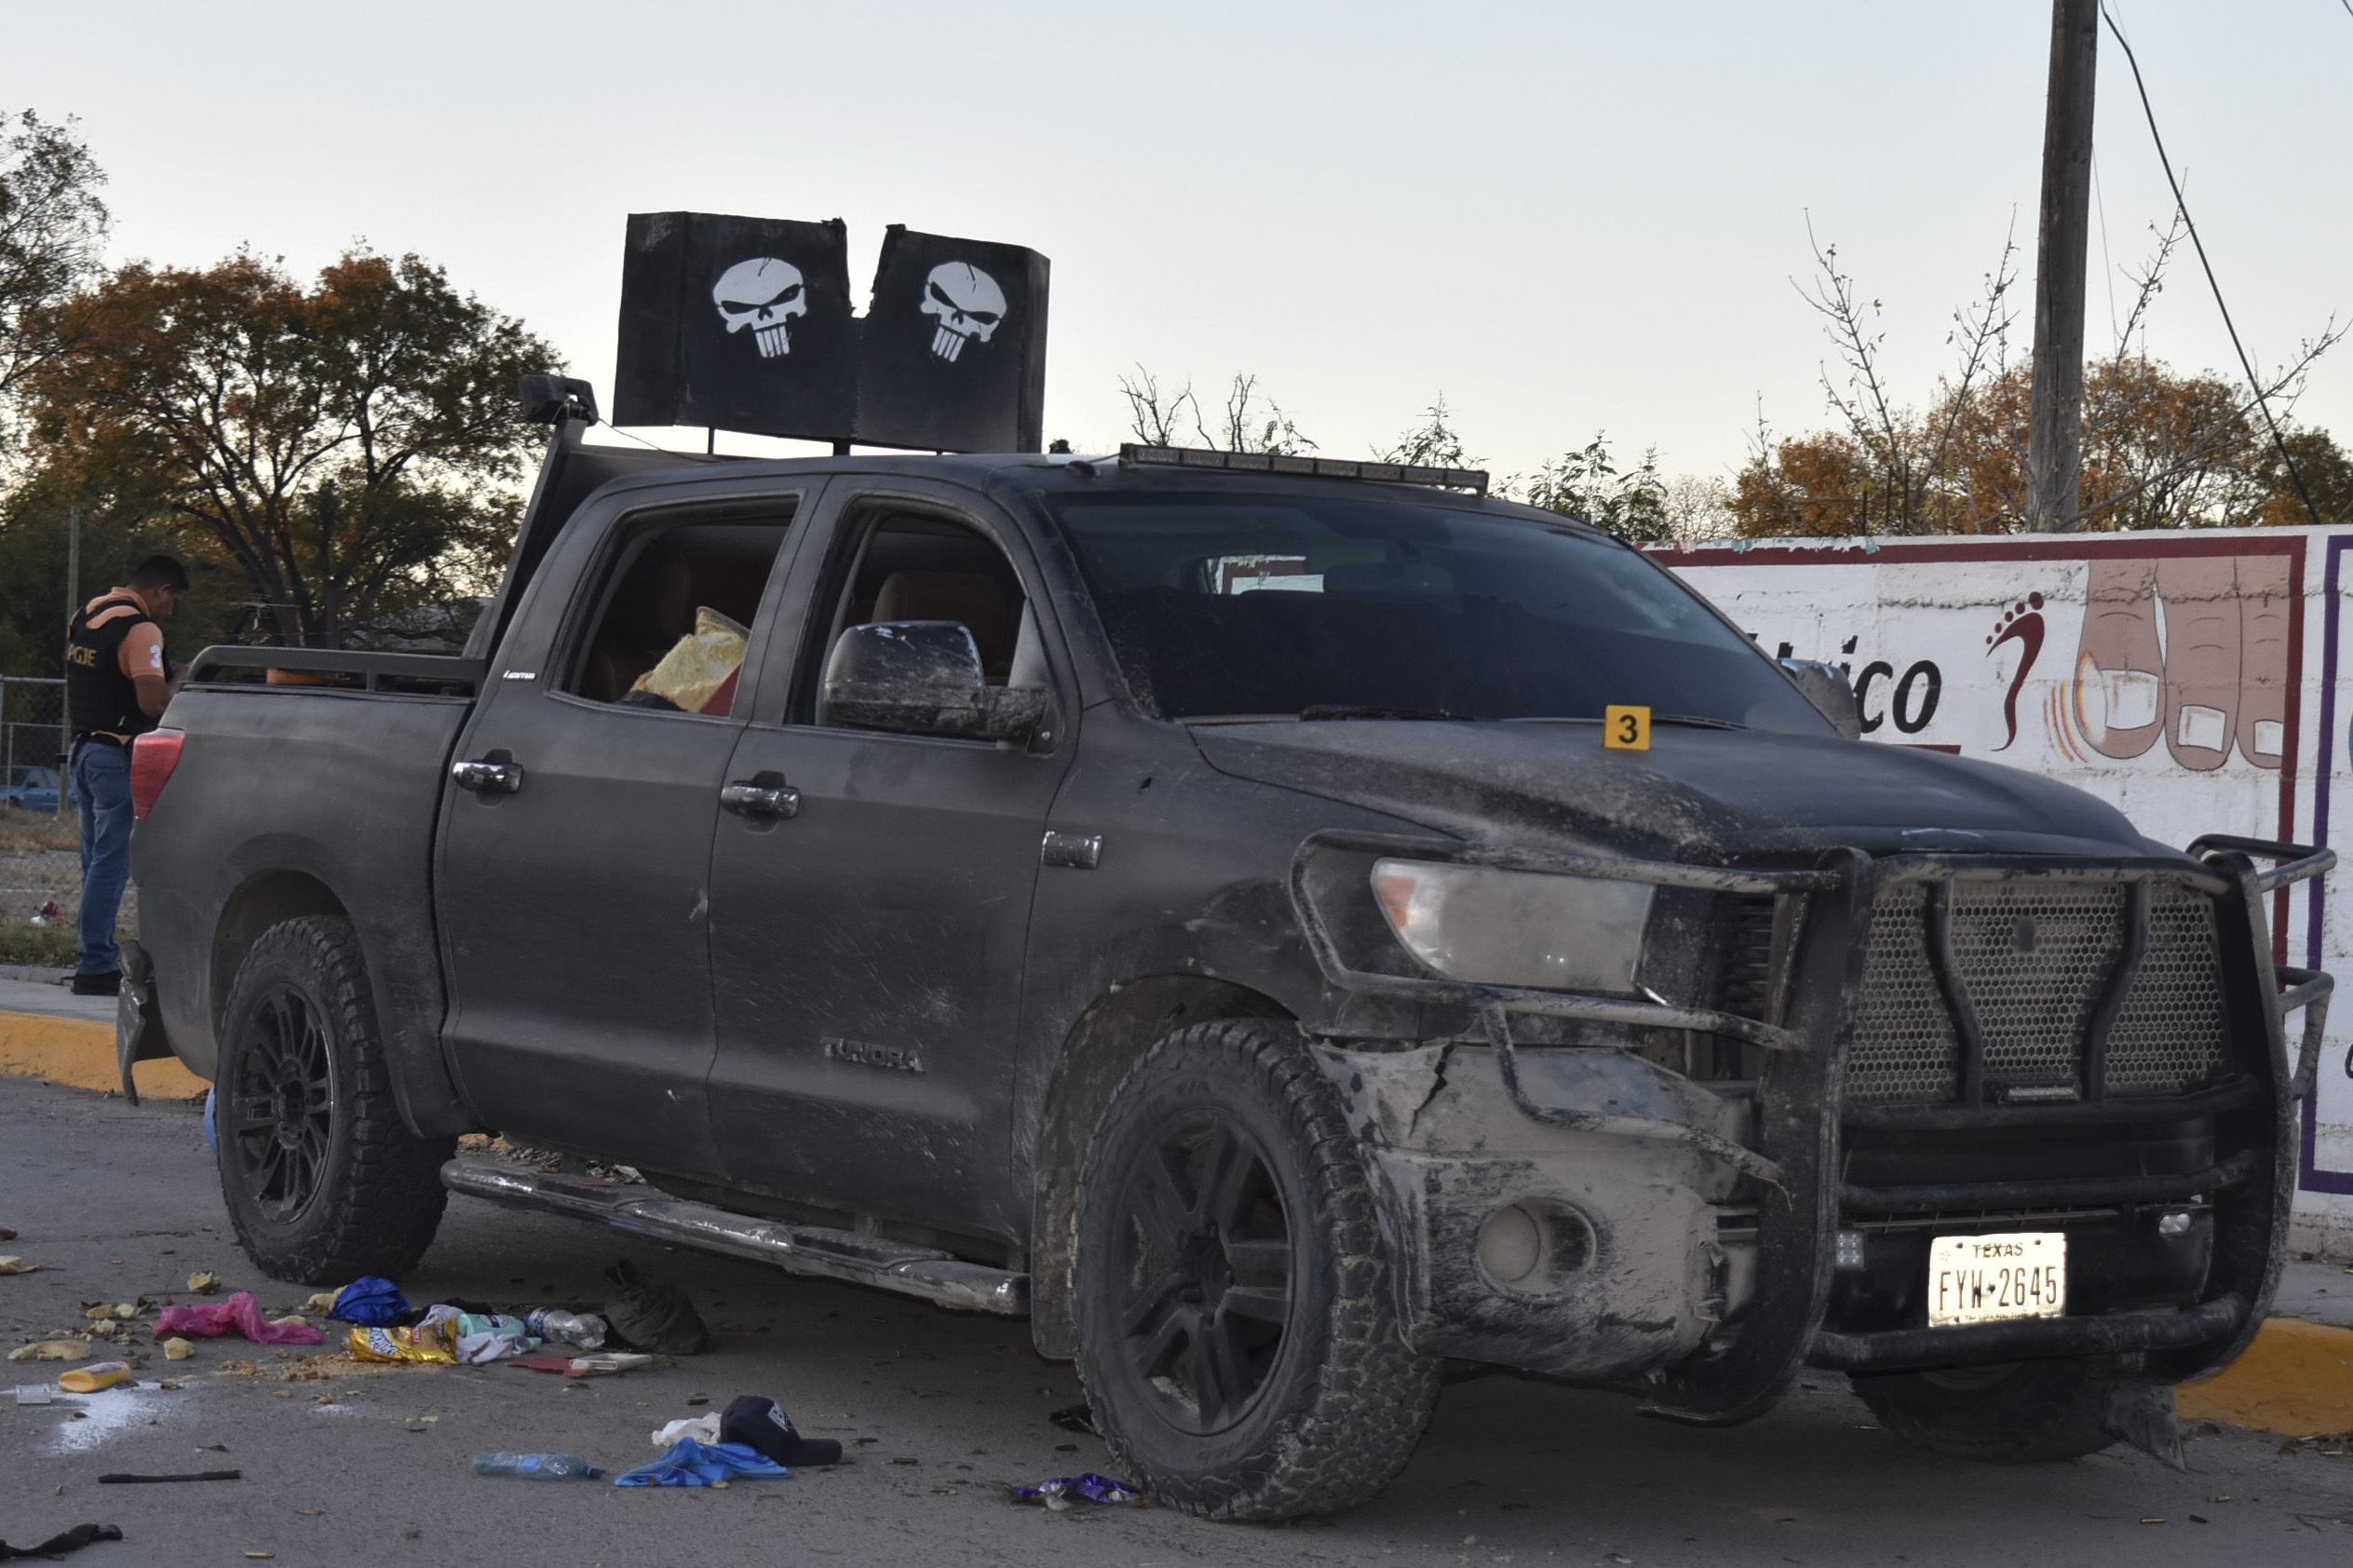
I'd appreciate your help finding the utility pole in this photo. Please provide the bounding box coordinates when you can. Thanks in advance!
[2027,0,2099,533]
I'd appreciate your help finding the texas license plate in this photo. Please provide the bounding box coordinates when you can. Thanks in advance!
[1927,1232,2066,1327]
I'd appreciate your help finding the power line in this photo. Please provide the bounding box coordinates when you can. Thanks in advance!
[2100,3,2325,525]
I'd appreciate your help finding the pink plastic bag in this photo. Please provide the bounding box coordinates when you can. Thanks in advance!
[153,1290,324,1345]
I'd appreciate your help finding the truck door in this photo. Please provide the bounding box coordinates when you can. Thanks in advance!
[705,480,1077,1238]
[436,493,811,1172]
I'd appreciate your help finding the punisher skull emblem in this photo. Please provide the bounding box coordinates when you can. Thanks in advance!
[713,258,808,358]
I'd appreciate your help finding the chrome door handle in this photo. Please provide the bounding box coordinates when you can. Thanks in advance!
[451,758,523,794]
[721,780,800,818]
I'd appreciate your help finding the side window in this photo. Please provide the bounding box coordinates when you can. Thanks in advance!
[804,508,1044,730]
[566,515,792,717]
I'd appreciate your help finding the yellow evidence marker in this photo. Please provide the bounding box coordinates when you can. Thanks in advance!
[1603,706,1651,751]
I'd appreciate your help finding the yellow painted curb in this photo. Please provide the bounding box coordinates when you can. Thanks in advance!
[2177,1317,2353,1437]
[0,1008,207,1099]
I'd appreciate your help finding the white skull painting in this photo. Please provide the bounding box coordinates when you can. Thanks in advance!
[919,262,1007,362]
[712,258,808,358]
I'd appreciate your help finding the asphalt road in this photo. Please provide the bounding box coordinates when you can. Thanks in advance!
[4,1076,2349,1568]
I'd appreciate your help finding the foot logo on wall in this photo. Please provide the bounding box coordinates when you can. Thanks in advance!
[1986,594,2046,750]
[2068,556,2289,772]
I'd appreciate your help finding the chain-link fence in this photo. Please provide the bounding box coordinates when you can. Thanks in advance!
[0,675,99,931]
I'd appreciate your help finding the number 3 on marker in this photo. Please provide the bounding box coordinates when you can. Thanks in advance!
[1603,705,1651,751]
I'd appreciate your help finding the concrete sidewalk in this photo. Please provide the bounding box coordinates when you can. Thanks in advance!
[0,966,117,1024]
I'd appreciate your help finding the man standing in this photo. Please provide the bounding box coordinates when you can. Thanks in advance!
[63,555,189,996]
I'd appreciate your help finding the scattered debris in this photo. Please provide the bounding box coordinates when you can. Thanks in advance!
[1007,1473,1147,1510]
[602,1260,709,1356]
[0,1523,124,1561]
[97,1470,240,1484]
[57,1363,137,1393]
[154,1292,323,1346]
[721,1396,843,1467]
[651,1414,723,1448]
[472,1453,605,1480]
[524,1308,608,1350]
[13,1386,53,1406]
[185,1272,221,1294]
[329,1277,408,1327]
[442,1309,540,1365]
[1048,1402,1098,1436]
[0,1256,58,1276]
[614,1439,788,1488]
[162,1338,193,1361]
[346,1326,457,1366]
[9,1341,92,1362]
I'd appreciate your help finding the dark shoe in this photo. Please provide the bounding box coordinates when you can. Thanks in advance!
[71,971,121,996]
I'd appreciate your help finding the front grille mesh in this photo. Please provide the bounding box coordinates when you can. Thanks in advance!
[2106,892,2232,1094]
[1844,879,2231,1106]
[1847,885,1960,1102]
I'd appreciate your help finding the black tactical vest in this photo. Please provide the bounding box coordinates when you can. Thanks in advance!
[65,596,158,741]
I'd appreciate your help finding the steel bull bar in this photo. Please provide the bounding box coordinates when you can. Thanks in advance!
[1289,831,2333,1421]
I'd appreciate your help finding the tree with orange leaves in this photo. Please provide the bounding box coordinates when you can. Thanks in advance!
[20,249,555,645]
[1730,214,2348,538]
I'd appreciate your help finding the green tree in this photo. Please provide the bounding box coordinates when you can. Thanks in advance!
[1519,435,1673,543]
[1375,397,1477,470]
[21,250,558,646]
[0,108,107,463]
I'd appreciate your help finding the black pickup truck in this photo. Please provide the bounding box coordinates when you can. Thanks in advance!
[124,385,2336,1519]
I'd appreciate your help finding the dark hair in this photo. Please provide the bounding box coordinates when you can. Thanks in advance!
[128,555,190,592]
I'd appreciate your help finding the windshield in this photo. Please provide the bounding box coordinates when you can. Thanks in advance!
[1046,491,1827,730]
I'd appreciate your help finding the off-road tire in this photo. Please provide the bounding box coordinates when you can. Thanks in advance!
[1073,1018,1440,1521]
[1852,1358,2121,1463]
[214,915,453,1283]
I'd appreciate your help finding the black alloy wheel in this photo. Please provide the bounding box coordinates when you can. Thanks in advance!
[226,982,339,1224]
[1110,1107,1294,1434]
[213,915,453,1283]
[1074,1018,1440,1521]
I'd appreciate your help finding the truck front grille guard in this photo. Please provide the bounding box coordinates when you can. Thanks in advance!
[1288,829,2335,1415]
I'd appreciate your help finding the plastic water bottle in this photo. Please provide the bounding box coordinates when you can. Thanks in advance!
[471,1453,602,1480]
[524,1309,609,1350]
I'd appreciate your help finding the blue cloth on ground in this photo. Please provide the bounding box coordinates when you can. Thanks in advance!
[613,1439,791,1488]
[331,1277,409,1326]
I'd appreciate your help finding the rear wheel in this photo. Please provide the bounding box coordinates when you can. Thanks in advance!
[214,915,453,1283]
[1073,1019,1439,1521]
[1852,1358,2127,1463]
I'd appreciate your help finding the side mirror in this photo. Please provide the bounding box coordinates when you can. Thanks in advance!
[823,621,1048,741]
[1778,658,1862,740]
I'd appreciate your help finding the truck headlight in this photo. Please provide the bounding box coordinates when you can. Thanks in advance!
[1371,858,1653,994]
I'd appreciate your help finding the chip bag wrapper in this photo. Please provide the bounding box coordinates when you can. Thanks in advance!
[346,1322,457,1365]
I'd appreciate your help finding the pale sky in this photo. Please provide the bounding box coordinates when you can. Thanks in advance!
[7,1,2349,485]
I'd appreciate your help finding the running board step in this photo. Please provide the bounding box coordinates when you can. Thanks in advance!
[439,1159,1028,1316]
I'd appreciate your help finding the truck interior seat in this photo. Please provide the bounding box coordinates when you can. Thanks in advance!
[868,571,1018,678]
[585,549,773,703]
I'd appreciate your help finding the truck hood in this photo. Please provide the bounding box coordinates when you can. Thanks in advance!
[1188,721,2160,860]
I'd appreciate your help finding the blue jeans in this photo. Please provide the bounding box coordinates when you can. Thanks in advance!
[72,740,132,976]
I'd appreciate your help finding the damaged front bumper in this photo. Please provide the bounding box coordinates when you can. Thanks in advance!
[1291,830,2335,1422]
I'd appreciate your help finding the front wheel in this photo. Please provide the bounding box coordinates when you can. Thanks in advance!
[1073,1018,1440,1521]
[214,915,453,1283]
[1852,1358,2143,1463]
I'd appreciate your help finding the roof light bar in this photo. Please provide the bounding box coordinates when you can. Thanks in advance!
[1117,443,1489,495]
